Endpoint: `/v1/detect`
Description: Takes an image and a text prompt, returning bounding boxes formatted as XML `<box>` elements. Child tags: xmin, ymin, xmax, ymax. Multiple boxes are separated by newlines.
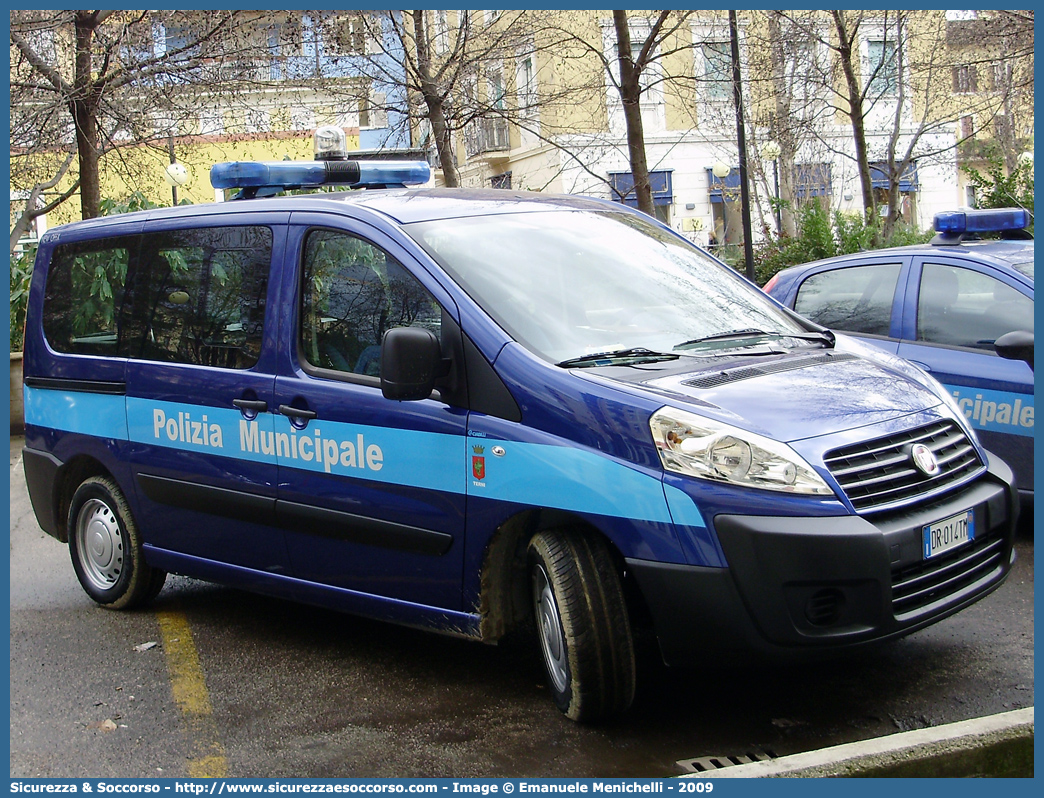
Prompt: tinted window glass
<box><xmin>300</xmin><ymin>229</ymin><xmax>441</xmax><ymax>377</ymax></box>
<box><xmin>126</xmin><ymin>227</ymin><xmax>271</xmax><ymax>368</ymax></box>
<box><xmin>794</xmin><ymin>263</ymin><xmax>901</xmax><ymax>336</ymax></box>
<box><xmin>917</xmin><ymin>262</ymin><xmax>1034</xmax><ymax>350</ymax></box>
<box><xmin>43</xmin><ymin>237</ymin><xmax>135</xmax><ymax>356</ymax></box>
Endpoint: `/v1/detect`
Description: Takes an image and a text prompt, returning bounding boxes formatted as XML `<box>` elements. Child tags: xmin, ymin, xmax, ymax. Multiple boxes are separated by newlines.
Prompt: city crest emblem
<box><xmin>472</xmin><ymin>445</ymin><xmax>486</xmax><ymax>481</ymax></box>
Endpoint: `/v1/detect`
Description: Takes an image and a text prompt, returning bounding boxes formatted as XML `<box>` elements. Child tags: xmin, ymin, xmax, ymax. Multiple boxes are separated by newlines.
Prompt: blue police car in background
<box><xmin>765</xmin><ymin>209</ymin><xmax>1034</xmax><ymax>505</ymax></box>
<box><xmin>21</xmin><ymin>131</ymin><xmax>1020</xmax><ymax>721</ymax></box>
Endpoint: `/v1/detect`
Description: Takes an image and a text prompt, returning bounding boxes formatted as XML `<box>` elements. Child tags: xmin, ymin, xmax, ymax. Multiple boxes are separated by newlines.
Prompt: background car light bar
<box><xmin>933</xmin><ymin>208</ymin><xmax>1031</xmax><ymax>234</ymax></box>
<box><xmin>210</xmin><ymin>160</ymin><xmax>432</xmax><ymax>190</ymax></box>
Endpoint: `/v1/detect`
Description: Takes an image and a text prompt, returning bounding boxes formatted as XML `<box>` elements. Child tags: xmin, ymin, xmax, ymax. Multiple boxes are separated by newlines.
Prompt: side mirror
<box><xmin>994</xmin><ymin>330</ymin><xmax>1034</xmax><ymax>371</ymax></box>
<box><xmin>380</xmin><ymin>327</ymin><xmax>443</xmax><ymax>401</ymax></box>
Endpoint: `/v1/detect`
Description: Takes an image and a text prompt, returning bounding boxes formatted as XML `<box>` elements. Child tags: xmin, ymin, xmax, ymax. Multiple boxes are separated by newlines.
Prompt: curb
<box><xmin>679</xmin><ymin>707</ymin><xmax>1034</xmax><ymax>778</ymax></box>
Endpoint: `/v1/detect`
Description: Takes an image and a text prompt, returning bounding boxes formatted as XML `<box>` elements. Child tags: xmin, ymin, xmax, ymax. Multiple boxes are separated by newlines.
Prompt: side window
<box><xmin>127</xmin><ymin>226</ymin><xmax>271</xmax><ymax>368</ymax></box>
<box><xmin>300</xmin><ymin>229</ymin><xmax>442</xmax><ymax>378</ymax></box>
<box><xmin>794</xmin><ymin>263</ymin><xmax>901</xmax><ymax>336</ymax></box>
<box><xmin>43</xmin><ymin>237</ymin><xmax>135</xmax><ymax>356</ymax></box>
<box><xmin>917</xmin><ymin>262</ymin><xmax>1034</xmax><ymax>351</ymax></box>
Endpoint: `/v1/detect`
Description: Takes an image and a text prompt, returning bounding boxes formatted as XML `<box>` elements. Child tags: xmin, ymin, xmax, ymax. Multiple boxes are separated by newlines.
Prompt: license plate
<box><xmin>922</xmin><ymin>510</ymin><xmax>975</xmax><ymax>559</ymax></box>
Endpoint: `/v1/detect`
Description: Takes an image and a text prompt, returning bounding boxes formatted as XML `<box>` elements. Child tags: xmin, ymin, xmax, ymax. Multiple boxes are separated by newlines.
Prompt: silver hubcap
<box><xmin>533</xmin><ymin>564</ymin><xmax>570</xmax><ymax>694</ymax></box>
<box><xmin>75</xmin><ymin>498</ymin><xmax>124</xmax><ymax>591</ymax></box>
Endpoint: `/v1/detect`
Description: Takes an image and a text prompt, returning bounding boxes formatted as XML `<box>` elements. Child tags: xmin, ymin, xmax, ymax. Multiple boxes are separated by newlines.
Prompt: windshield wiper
<box><xmin>556</xmin><ymin>347</ymin><xmax>680</xmax><ymax>368</ymax></box>
<box><xmin>674</xmin><ymin>328</ymin><xmax>771</xmax><ymax>348</ymax></box>
<box><xmin>674</xmin><ymin>328</ymin><xmax>835</xmax><ymax>350</ymax></box>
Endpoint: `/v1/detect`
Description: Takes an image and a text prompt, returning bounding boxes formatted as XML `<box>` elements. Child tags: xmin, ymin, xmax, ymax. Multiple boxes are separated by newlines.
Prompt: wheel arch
<box><xmin>53</xmin><ymin>455</ymin><xmax>119</xmax><ymax>543</ymax></box>
<box><xmin>475</xmin><ymin>508</ymin><xmax>652</xmax><ymax>643</ymax></box>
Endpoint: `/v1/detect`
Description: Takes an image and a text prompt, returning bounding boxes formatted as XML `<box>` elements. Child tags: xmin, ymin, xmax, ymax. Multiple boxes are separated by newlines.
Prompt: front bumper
<box><xmin>628</xmin><ymin>453</ymin><xmax>1018</xmax><ymax>666</ymax></box>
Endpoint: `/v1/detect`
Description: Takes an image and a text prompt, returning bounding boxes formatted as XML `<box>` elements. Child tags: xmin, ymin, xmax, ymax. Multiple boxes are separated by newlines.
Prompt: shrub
<box><xmin>10</xmin><ymin>247</ymin><xmax>35</xmax><ymax>352</ymax></box>
<box><xmin>963</xmin><ymin>157</ymin><xmax>1034</xmax><ymax>236</ymax></box>
<box><xmin>99</xmin><ymin>191</ymin><xmax>166</xmax><ymax>216</ymax></box>
<box><xmin>751</xmin><ymin>199</ymin><xmax>931</xmax><ymax>286</ymax></box>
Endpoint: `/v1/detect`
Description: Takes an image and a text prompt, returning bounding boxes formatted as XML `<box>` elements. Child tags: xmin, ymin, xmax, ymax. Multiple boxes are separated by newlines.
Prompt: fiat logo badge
<box><xmin>910</xmin><ymin>443</ymin><xmax>940</xmax><ymax>477</ymax></box>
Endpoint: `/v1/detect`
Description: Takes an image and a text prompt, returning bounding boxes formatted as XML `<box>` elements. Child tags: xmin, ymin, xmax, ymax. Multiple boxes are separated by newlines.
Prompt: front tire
<box><xmin>528</xmin><ymin>529</ymin><xmax>636</xmax><ymax>722</ymax></box>
<box><xmin>68</xmin><ymin>476</ymin><xmax>166</xmax><ymax>609</ymax></box>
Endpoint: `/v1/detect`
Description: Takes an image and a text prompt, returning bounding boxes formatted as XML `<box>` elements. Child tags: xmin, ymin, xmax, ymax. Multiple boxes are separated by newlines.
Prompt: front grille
<box><xmin>891</xmin><ymin>527</ymin><xmax>1005</xmax><ymax>616</ymax></box>
<box><xmin>823</xmin><ymin>420</ymin><xmax>983</xmax><ymax>514</ymax></box>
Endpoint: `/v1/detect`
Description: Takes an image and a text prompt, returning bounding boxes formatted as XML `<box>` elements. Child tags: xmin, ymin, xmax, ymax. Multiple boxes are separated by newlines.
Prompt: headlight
<box><xmin>649</xmin><ymin>407</ymin><xmax>834</xmax><ymax>495</ymax></box>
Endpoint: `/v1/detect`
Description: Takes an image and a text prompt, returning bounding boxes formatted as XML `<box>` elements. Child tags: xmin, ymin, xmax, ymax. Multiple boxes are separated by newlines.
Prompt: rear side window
<box><xmin>917</xmin><ymin>262</ymin><xmax>1034</xmax><ymax>350</ymax></box>
<box><xmin>43</xmin><ymin>237</ymin><xmax>135</xmax><ymax>356</ymax></box>
<box><xmin>300</xmin><ymin>229</ymin><xmax>442</xmax><ymax>378</ymax></box>
<box><xmin>42</xmin><ymin>226</ymin><xmax>272</xmax><ymax>369</ymax></box>
<box><xmin>794</xmin><ymin>263</ymin><xmax>902</xmax><ymax>337</ymax></box>
<box><xmin>126</xmin><ymin>227</ymin><xmax>272</xmax><ymax>368</ymax></box>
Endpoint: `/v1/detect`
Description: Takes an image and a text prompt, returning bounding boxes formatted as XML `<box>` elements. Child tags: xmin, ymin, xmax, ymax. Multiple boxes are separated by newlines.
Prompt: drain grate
<box><xmin>677</xmin><ymin>749</ymin><xmax>777</xmax><ymax>773</ymax></box>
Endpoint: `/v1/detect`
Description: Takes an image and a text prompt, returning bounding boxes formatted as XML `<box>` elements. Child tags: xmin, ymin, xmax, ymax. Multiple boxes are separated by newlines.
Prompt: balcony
<box><xmin>465</xmin><ymin>118</ymin><xmax>510</xmax><ymax>160</ymax></box>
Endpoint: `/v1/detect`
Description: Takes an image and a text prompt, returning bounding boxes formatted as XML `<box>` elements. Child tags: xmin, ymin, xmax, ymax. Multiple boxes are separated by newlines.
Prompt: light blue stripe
<box><xmin>24</xmin><ymin>387</ymin><xmax>128</xmax><ymax>440</ymax></box>
<box><xmin>946</xmin><ymin>384</ymin><xmax>1034</xmax><ymax>438</ymax></box>
<box><xmin>663</xmin><ymin>484</ymin><xmax>708</xmax><ymax>530</ymax></box>
<box><xmin>468</xmin><ymin>439</ymin><xmax>672</xmax><ymax>524</ymax></box>
<box><xmin>30</xmin><ymin>391</ymin><xmax>674</xmax><ymax>524</ymax></box>
<box><xmin>127</xmin><ymin>397</ymin><xmax>466</xmax><ymax>495</ymax></box>
<box><xmin>127</xmin><ymin>397</ymin><xmax>257</xmax><ymax>457</ymax></box>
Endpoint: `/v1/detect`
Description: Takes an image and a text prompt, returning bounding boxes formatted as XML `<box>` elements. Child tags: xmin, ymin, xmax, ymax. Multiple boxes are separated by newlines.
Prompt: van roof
<box><xmin>41</xmin><ymin>188</ymin><xmax>626</xmax><ymax>240</ymax></box>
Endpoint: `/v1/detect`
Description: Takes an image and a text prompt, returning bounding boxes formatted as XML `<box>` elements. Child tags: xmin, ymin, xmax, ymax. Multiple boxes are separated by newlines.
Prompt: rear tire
<box><xmin>68</xmin><ymin>476</ymin><xmax>166</xmax><ymax>609</ymax></box>
<box><xmin>528</xmin><ymin>529</ymin><xmax>636</xmax><ymax>722</ymax></box>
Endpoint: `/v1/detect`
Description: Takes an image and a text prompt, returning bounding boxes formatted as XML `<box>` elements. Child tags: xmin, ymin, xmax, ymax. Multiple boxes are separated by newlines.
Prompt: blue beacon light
<box><xmin>210</xmin><ymin>160</ymin><xmax>431</xmax><ymax>191</ymax></box>
<box><xmin>211</xmin><ymin>125</ymin><xmax>431</xmax><ymax>195</ymax></box>
<box><xmin>931</xmin><ymin>207</ymin><xmax>1032</xmax><ymax>245</ymax></box>
<box><xmin>934</xmin><ymin>208</ymin><xmax>1030</xmax><ymax>234</ymax></box>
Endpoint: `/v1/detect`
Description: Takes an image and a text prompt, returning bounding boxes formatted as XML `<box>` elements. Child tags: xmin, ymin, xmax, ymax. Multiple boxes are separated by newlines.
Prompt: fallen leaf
<box><xmin>88</xmin><ymin>719</ymin><xmax>118</xmax><ymax>732</ymax></box>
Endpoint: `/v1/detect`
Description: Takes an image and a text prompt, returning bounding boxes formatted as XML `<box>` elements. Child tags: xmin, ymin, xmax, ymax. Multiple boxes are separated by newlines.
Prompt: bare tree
<box><xmin>356</xmin><ymin>10</ymin><xmax>700</xmax><ymax>202</ymax></box>
<box><xmin>739</xmin><ymin>11</ymin><xmax>838</xmax><ymax>238</ymax></box>
<box><xmin>773</xmin><ymin>10</ymin><xmax>1033</xmax><ymax>238</ymax></box>
<box><xmin>10</xmin><ymin>10</ymin><xmax>263</xmax><ymax>220</ymax></box>
<box><xmin>611</xmin><ymin>11</ymin><xmax>667</xmax><ymax>215</ymax></box>
<box><xmin>347</xmin><ymin>11</ymin><xmax>555</xmax><ymax>188</ymax></box>
<box><xmin>830</xmin><ymin>10</ymin><xmax>881</xmax><ymax>224</ymax></box>
<box><xmin>9</xmin><ymin>155</ymin><xmax>79</xmax><ymax>257</ymax></box>
<box><xmin>11</xmin><ymin>9</ymin><xmax>421</xmax><ymax>247</ymax></box>
<box><xmin>573</xmin><ymin>11</ymin><xmax>695</xmax><ymax>215</ymax></box>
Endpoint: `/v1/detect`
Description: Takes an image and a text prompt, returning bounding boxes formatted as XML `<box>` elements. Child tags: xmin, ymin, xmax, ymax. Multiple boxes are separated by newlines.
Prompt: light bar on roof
<box><xmin>933</xmin><ymin>208</ymin><xmax>1031</xmax><ymax>234</ymax></box>
<box><xmin>210</xmin><ymin>160</ymin><xmax>432</xmax><ymax>191</ymax></box>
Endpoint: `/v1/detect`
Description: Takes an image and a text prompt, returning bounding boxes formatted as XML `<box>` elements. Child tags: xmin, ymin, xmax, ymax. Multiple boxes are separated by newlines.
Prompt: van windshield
<box><xmin>407</xmin><ymin>209</ymin><xmax>810</xmax><ymax>364</ymax></box>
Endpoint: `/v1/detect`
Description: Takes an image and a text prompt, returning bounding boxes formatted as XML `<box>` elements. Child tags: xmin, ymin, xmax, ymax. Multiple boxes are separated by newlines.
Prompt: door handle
<box><xmin>233</xmin><ymin>398</ymin><xmax>269</xmax><ymax>412</ymax></box>
<box><xmin>278</xmin><ymin>405</ymin><xmax>318</xmax><ymax>421</ymax></box>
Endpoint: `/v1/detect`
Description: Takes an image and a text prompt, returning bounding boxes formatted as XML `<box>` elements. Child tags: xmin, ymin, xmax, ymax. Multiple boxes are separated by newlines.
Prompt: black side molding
<box><xmin>275</xmin><ymin>499</ymin><xmax>454</xmax><ymax>556</ymax></box>
<box><xmin>136</xmin><ymin>473</ymin><xmax>453</xmax><ymax>557</ymax></box>
<box><xmin>24</xmin><ymin>376</ymin><xmax>126</xmax><ymax>395</ymax></box>
<box><xmin>137</xmin><ymin>474</ymin><xmax>277</xmax><ymax>528</ymax></box>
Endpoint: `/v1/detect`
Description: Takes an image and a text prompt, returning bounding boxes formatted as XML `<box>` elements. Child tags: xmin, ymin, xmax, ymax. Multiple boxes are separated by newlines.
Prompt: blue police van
<box><xmin>764</xmin><ymin>209</ymin><xmax>1034</xmax><ymax>506</ymax></box>
<box><xmin>22</xmin><ymin>131</ymin><xmax>1019</xmax><ymax>721</ymax></box>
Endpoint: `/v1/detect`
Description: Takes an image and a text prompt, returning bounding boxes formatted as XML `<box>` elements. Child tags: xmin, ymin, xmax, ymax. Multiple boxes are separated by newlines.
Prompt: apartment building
<box><xmin>10</xmin><ymin>10</ymin><xmax>410</xmax><ymax>230</ymax></box>
<box><xmin>444</xmin><ymin>10</ymin><xmax>1032</xmax><ymax>245</ymax></box>
<box><xmin>12</xmin><ymin>10</ymin><xmax>1032</xmax><ymax>244</ymax></box>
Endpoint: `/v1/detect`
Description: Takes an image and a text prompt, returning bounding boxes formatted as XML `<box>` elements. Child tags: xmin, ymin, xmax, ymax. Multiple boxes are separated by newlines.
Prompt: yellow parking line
<box><xmin>156</xmin><ymin>610</ymin><xmax>229</xmax><ymax>778</ymax></box>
